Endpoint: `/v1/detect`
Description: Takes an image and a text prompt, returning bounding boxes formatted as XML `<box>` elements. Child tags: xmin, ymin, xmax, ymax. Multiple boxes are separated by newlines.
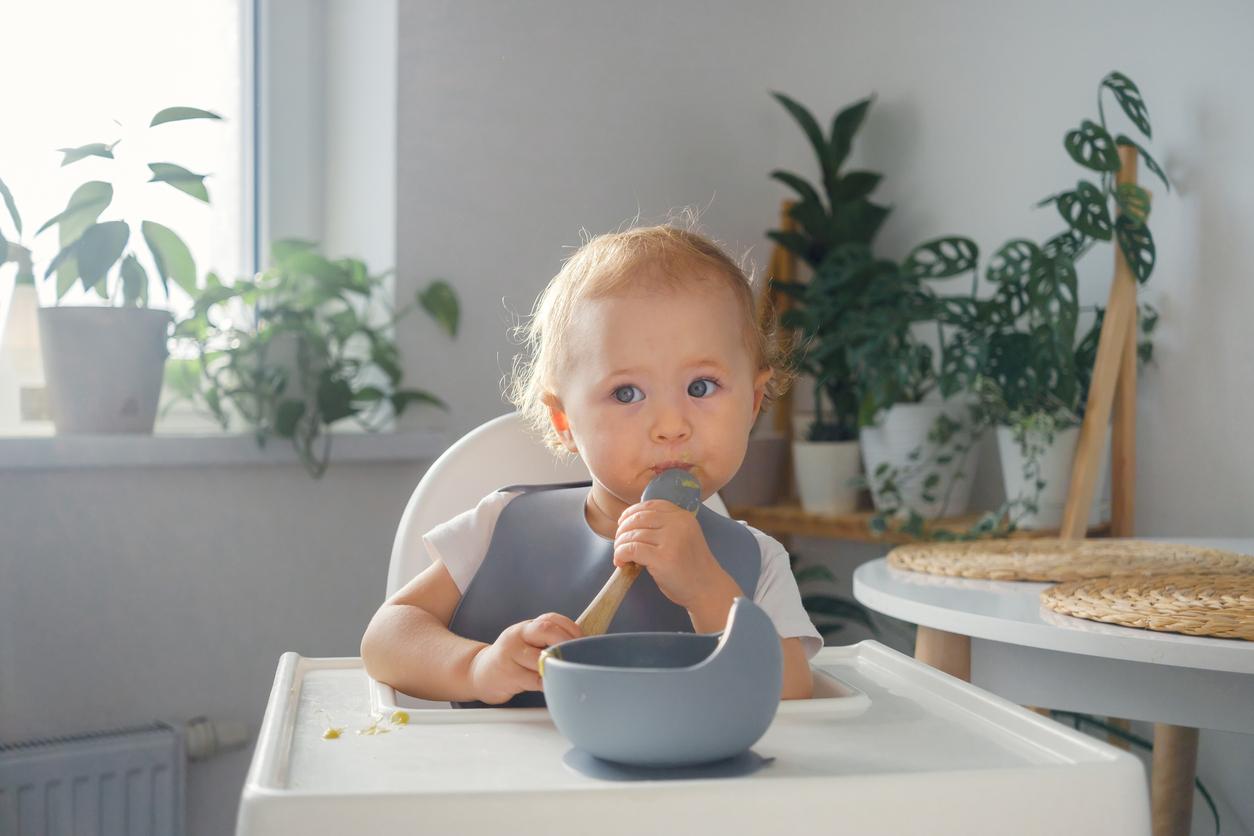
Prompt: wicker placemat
<box><xmin>1041</xmin><ymin>574</ymin><xmax>1254</xmax><ymax>641</ymax></box>
<box><xmin>887</xmin><ymin>539</ymin><xmax>1254</xmax><ymax>582</ymax></box>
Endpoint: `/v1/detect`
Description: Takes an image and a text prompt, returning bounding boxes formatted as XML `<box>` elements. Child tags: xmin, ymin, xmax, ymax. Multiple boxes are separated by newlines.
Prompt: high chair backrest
<box><xmin>386</xmin><ymin>411</ymin><xmax>729</xmax><ymax>597</ymax></box>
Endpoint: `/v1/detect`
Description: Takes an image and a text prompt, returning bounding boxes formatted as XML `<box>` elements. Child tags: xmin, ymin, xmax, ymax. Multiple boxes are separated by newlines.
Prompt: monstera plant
<box><xmin>865</xmin><ymin>71</ymin><xmax>1167</xmax><ymax>535</ymax></box>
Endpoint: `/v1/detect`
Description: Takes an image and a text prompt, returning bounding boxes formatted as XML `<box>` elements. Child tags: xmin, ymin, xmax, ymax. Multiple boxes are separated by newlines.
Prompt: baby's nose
<box><xmin>649</xmin><ymin>406</ymin><xmax>691</xmax><ymax>443</ymax></box>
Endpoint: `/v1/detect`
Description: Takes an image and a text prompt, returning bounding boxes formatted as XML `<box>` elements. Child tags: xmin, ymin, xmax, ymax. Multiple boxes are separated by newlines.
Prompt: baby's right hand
<box><xmin>468</xmin><ymin>612</ymin><xmax>581</xmax><ymax>704</ymax></box>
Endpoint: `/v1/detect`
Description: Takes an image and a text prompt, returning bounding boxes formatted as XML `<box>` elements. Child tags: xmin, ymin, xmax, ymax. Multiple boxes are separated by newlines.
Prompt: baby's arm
<box><xmin>360</xmin><ymin>561</ymin><xmax>580</xmax><ymax>703</ymax></box>
<box><xmin>780</xmin><ymin>638</ymin><xmax>813</xmax><ymax>700</ymax></box>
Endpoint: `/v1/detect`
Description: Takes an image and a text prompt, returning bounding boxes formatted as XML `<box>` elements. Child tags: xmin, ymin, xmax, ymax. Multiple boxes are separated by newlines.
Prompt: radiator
<box><xmin>0</xmin><ymin>722</ymin><xmax>184</xmax><ymax>836</ymax></box>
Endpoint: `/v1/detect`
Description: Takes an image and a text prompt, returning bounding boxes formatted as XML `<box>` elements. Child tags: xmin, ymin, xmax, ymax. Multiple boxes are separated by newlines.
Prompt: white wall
<box><xmin>395</xmin><ymin>2</ymin><xmax>1254</xmax><ymax>833</ymax></box>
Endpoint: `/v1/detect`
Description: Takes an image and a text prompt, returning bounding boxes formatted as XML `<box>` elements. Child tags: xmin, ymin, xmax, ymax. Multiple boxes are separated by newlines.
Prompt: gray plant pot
<box><xmin>38</xmin><ymin>307</ymin><xmax>171</xmax><ymax>434</ymax></box>
<box><xmin>540</xmin><ymin>598</ymin><xmax>782</xmax><ymax>767</ymax></box>
<box><xmin>719</xmin><ymin>433</ymin><xmax>788</xmax><ymax>508</ymax></box>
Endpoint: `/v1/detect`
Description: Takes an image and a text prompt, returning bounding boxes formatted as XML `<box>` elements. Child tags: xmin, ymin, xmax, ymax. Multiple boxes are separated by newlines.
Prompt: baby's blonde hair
<box><xmin>507</xmin><ymin>218</ymin><xmax>792</xmax><ymax>452</ymax></box>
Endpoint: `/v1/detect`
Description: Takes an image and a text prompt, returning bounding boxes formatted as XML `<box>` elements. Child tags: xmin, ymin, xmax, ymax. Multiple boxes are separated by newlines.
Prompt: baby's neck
<box><xmin>583</xmin><ymin>485</ymin><xmax>626</xmax><ymax>541</ymax></box>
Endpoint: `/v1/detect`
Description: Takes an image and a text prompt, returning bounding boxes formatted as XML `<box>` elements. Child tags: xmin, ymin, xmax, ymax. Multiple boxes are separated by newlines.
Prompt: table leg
<box><xmin>914</xmin><ymin>626</ymin><xmax>970</xmax><ymax>682</ymax></box>
<box><xmin>1107</xmin><ymin>717</ymin><xmax>1132</xmax><ymax>752</ymax></box>
<box><xmin>1151</xmin><ymin>724</ymin><xmax>1199</xmax><ymax>836</ymax></box>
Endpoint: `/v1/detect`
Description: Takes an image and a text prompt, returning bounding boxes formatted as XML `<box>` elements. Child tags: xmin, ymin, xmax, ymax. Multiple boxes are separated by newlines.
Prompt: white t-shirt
<box><xmin>424</xmin><ymin>490</ymin><xmax>824</xmax><ymax>660</ymax></box>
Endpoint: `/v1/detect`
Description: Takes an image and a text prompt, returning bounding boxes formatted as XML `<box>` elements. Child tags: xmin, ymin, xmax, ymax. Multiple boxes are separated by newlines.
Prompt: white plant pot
<box><xmin>38</xmin><ymin>307</ymin><xmax>171</xmax><ymax>434</ymax></box>
<box><xmin>792</xmin><ymin>439</ymin><xmax>862</xmax><ymax>515</ymax></box>
<box><xmin>860</xmin><ymin>401</ymin><xmax>982</xmax><ymax>518</ymax></box>
<box><xmin>997</xmin><ymin>424</ymin><xmax>1110</xmax><ymax>530</ymax></box>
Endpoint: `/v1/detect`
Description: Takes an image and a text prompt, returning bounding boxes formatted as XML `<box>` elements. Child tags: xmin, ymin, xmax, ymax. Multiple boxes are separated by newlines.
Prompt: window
<box><xmin>1</xmin><ymin>0</ymin><xmax>252</xmax><ymax>317</ymax></box>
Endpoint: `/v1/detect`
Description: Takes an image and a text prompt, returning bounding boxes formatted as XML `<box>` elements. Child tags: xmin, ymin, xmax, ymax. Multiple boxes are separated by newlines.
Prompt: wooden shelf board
<box><xmin>727</xmin><ymin>503</ymin><xmax>1112</xmax><ymax>545</ymax></box>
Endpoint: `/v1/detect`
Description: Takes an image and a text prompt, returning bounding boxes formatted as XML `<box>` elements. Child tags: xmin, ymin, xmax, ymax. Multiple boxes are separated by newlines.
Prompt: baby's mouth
<box><xmin>650</xmin><ymin>460</ymin><xmax>694</xmax><ymax>474</ymax></box>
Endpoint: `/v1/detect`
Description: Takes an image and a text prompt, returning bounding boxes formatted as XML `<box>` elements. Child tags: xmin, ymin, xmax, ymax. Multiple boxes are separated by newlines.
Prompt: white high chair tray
<box><xmin>367</xmin><ymin>658</ymin><xmax>871</xmax><ymax>719</ymax></box>
<box><xmin>237</xmin><ymin>642</ymin><xmax>1149</xmax><ymax>836</ymax></box>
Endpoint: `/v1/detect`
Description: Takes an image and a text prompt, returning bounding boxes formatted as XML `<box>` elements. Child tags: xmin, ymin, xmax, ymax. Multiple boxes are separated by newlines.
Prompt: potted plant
<box><xmin>166</xmin><ymin>239</ymin><xmax>458</xmax><ymax>478</ymax></box>
<box><xmin>6</xmin><ymin>106</ymin><xmax>222</xmax><ymax>433</ymax></box>
<box><xmin>845</xmin><ymin>243</ymin><xmax>984</xmax><ymax>519</ymax></box>
<box><xmin>946</xmin><ymin>71</ymin><xmax>1168</xmax><ymax>529</ymax></box>
<box><xmin>768</xmin><ymin>92</ymin><xmax>890</xmax><ymax>514</ymax></box>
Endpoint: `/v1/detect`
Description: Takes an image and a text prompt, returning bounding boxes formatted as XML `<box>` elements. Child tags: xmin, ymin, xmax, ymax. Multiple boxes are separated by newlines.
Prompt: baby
<box><xmin>361</xmin><ymin>222</ymin><xmax>821</xmax><ymax>706</ymax></box>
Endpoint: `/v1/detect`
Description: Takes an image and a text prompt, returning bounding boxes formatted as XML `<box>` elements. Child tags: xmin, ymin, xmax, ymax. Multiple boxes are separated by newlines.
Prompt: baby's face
<box><xmin>547</xmin><ymin>276</ymin><xmax>770</xmax><ymax>514</ymax></box>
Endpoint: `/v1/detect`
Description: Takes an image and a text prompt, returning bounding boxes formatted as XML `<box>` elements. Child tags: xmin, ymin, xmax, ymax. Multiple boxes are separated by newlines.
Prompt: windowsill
<box><xmin>0</xmin><ymin>429</ymin><xmax>447</xmax><ymax>471</ymax></box>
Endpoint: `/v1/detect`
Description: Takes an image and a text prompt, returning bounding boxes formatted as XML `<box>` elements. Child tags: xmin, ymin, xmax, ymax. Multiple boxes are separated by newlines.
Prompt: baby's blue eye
<box><xmin>688</xmin><ymin>378</ymin><xmax>718</xmax><ymax>398</ymax></box>
<box><xmin>613</xmin><ymin>385</ymin><xmax>644</xmax><ymax>404</ymax></box>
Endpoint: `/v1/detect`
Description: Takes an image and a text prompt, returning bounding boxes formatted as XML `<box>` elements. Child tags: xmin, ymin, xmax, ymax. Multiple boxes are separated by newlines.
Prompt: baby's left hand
<box><xmin>613</xmin><ymin>500</ymin><xmax>731</xmax><ymax>610</ymax></box>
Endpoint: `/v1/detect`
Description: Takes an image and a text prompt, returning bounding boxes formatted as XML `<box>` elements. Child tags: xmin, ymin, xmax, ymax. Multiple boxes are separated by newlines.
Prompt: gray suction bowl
<box><xmin>541</xmin><ymin>598</ymin><xmax>783</xmax><ymax>767</ymax></box>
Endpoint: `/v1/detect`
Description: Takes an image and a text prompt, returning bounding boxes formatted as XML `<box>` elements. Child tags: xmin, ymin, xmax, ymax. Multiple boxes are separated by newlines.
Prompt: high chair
<box><xmin>386</xmin><ymin>410</ymin><xmax>729</xmax><ymax>597</ymax></box>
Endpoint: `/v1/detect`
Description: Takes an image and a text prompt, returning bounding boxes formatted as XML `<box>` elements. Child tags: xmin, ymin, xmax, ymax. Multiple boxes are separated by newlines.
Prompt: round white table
<box><xmin>853</xmin><ymin>538</ymin><xmax>1254</xmax><ymax>836</ymax></box>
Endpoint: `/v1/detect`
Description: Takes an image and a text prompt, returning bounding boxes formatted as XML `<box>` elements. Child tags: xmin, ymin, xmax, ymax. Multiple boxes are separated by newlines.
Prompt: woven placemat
<box><xmin>887</xmin><ymin>538</ymin><xmax>1254</xmax><ymax>582</ymax></box>
<box><xmin>1041</xmin><ymin>573</ymin><xmax>1254</xmax><ymax>641</ymax></box>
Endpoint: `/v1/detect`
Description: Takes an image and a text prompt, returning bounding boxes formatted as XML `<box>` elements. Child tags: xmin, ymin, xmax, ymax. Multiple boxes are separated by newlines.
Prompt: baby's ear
<box><xmin>542</xmin><ymin>393</ymin><xmax>578</xmax><ymax>453</ymax></box>
<box><xmin>751</xmin><ymin>368</ymin><xmax>773</xmax><ymax>418</ymax></box>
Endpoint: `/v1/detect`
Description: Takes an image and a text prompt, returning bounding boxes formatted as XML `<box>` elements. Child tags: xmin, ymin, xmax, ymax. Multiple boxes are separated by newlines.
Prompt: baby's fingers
<box><xmin>521</xmin><ymin>612</ymin><xmax>582</xmax><ymax>648</ymax></box>
<box><xmin>613</xmin><ymin>538</ymin><xmax>657</xmax><ymax>570</ymax></box>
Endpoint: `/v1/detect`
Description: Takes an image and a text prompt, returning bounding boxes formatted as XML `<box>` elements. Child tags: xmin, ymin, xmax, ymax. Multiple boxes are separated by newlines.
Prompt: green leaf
<box><xmin>1116</xmin><ymin>214</ymin><xmax>1156</xmax><ymax>283</ymax></box>
<box><xmin>275</xmin><ymin>399</ymin><xmax>305</xmax><ymax>438</ymax></box>
<box><xmin>829</xmin><ymin>96</ymin><xmax>873</xmax><ymax>171</ymax></box>
<box><xmin>270</xmin><ymin>238</ymin><xmax>318</xmax><ymax>270</ymax></box>
<box><xmin>1064</xmin><ymin>119</ymin><xmax>1121</xmax><ymax>173</ymax></box>
<box><xmin>44</xmin><ymin>238</ymin><xmax>80</xmax><ymax>281</ymax></box>
<box><xmin>148</xmin><ymin>162</ymin><xmax>210</xmax><ymax>203</ymax></box>
<box><xmin>1114</xmin><ymin>136</ymin><xmax>1170</xmax><ymax>192</ymax></box>
<box><xmin>0</xmin><ymin>177</ymin><xmax>20</xmax><ymax>236</ymax></box>
<box><xmin>119</xmin><ymin>253</ymin><xmax>149</xmax><ymax>305</ymax></box>
<box><xmin>770</xmin><ymin>170</ymin><xmax>824</xmax><ymax>208</ymax></box>
<box><xmin>150</xmin><ymin>106</ymin><xmax>223</xmax><ymax>127</ymax></box>
<box><xmin>163</xmin><ymin>357</ymin><xmax>202</xmax><ymax>403</ymax></box>
<box><xmin>834</xmin><ymin>170</ymin><xmax>881</xmax><ymax>202</ymax></box>
<box><xmin>986</xmin><ymin>239</ymin><xmax>1041</xmax><ymax>284</ymax></box>
<box><xmin>142</xmin><ymin>220</ymin><xmax>197</xmax><ymax>296</ymax></box>
<box><xmin>1042</xmin><ymin>229</ymin><xmax>1087</xmax><ymax>262</ymax></box>
<box><xmin>36</xmin><ymin>180</ymin><xmax>113</xmax><ymax>236</ymax></box>
<box><xmin>766</xmin><ymin>230</ymin><xmax>820</xmax><ymax>268</ymax></box>
<box><xmin>801</xmin><ymin>595</ymin><xmax>876</xmax><ymax>631</ymax></box>
<box><xmin>57</xmin><ymin>141</ymin><xmax>118</xmax><ymax>167</ymax></box>
<box><xmin>419</xmin><ymin>280</ymin><xmax>460</xmax><ymax>337</ymax></box>
<box><xmin>391</xmin><ymin>389</ymin><xmax>446</xmax><ymax>415</ymax></box>
<box><xmin>286</xmin><ymin>250</ymin><xmax>351</xmax><ymax>287</ymax></box>
<box><xmin>353</xmin><ymin>386</ymin><xmax>386</xmax><ymax>402</ymax></box>
<box><xmin>326</xmin><ymin>309</ymin><xmax>360</xmax><ymax>342</ymax></box>
<box><xmin>771</xmin><ymin>92</ymin><xmax>829</xmax><ymax>178</ymax></box>
<box><xmin>1101</xmin><ymin>72</ymin><xmax>1151</xmax><ymax>138</ymax></box>
<box><xmin>73</xmin><ymin>221</ymin><xmax>130</xmax><ymax>292</ymax></box>
<box><xmin>317</xmin><ymin>371</ymin><xmax>356</xmax><ymax>424</ymax></box>
<box><xmin>904</xmin><ymin>236</ymin><xmax>978</xmax><ymax>279</ymax></box>
<box><xmin>1055</xmin><ymin>180</ymin><xmax>1113</xmax><ymax>241</ymax></box>
<box><xmin>371</xmin><ymin>340</ymin><xmax>403</xmax><ymax>384</ymax></box>
<box><xmin>793</xmin><ymin>564</ymin><xmax>835</xmax><ymax>585</ymax></box>
<box><xmin>1114</xmin><ymin>183</ymin><xmax>1151</xmax><ymax>224</ymax></box>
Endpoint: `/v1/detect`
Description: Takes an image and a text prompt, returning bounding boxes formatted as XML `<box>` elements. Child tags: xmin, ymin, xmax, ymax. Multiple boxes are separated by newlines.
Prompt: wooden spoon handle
<box><xmin>575</xmin><ymin>563</ymin><xmax>642</xmax><ymax>636</ymax></box>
